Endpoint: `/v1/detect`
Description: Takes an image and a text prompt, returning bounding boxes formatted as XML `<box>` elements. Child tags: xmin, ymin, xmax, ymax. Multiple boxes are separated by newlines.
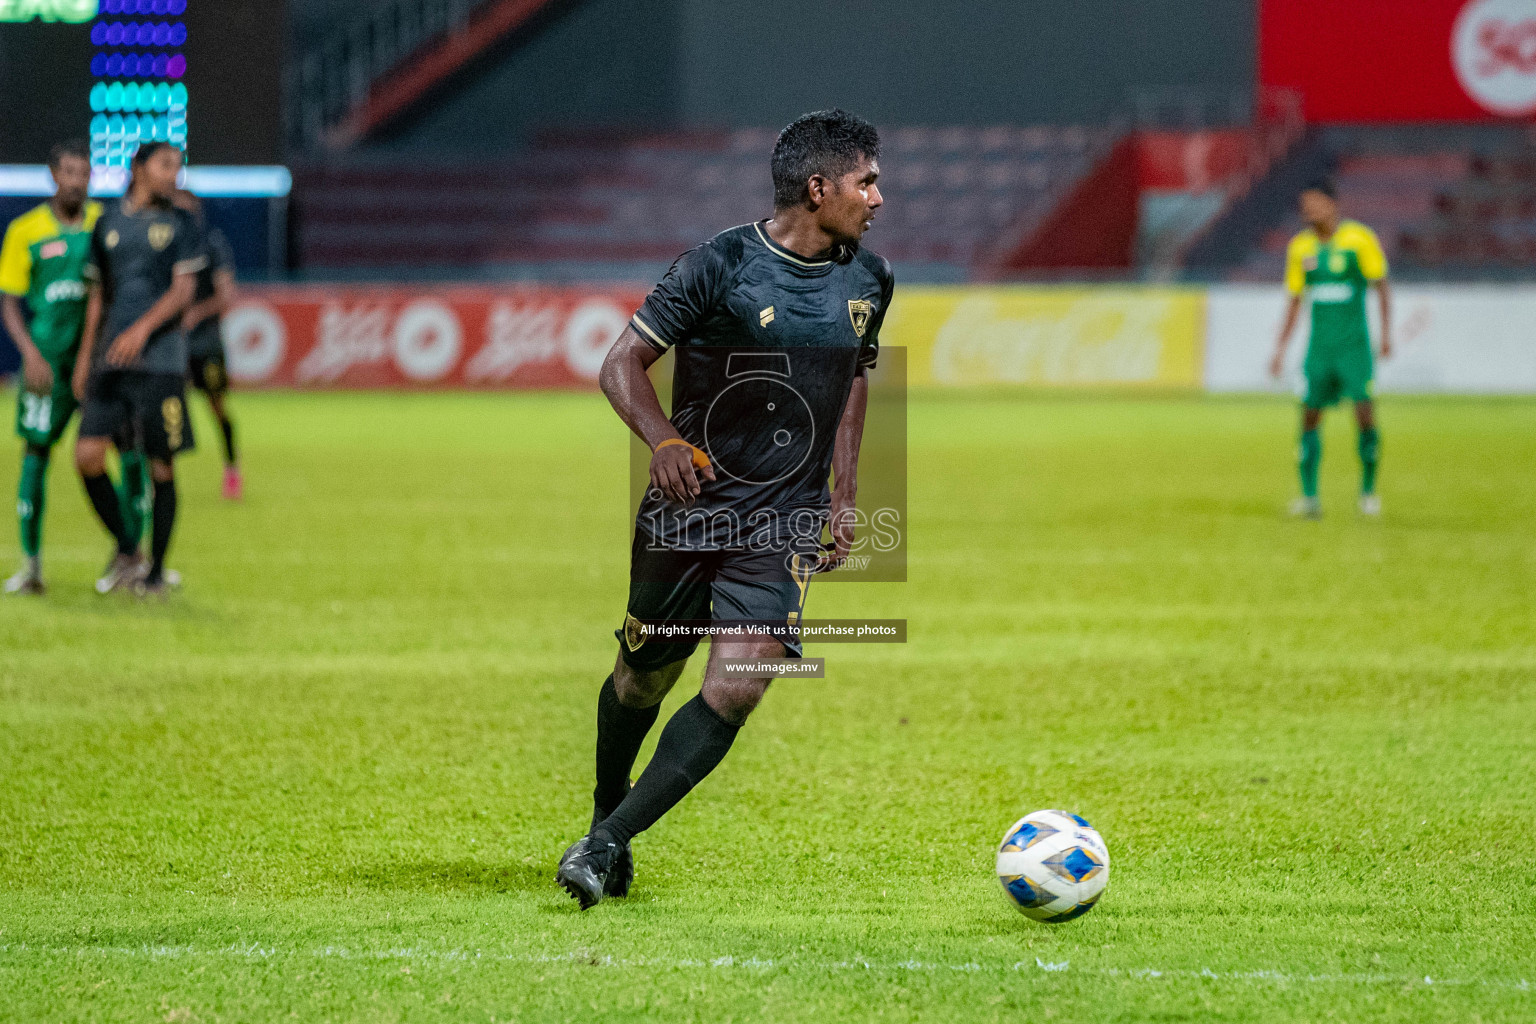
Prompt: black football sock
<box><xmin>594</xmin><ymin>673</ymin><xmax>662</xmax><ymax>819</ymax></box>
<box><xmin>148</xmin><ymin>477</ymin><xmax>177</xmax><ymax>583</ymax></box>
<box><xmin>219</xmin><ymin>415</ymin><xmax>237</xmax><ymax>465</ymax></box>
<box><xmin>82</xmin><ymin>472</ymin><xmax>135</xmax><ymax>555</ymax></box>
<box><xmin>592</xmin><ymin>693</ymin><xmax>739</xmax><ymax>846</ymax></box>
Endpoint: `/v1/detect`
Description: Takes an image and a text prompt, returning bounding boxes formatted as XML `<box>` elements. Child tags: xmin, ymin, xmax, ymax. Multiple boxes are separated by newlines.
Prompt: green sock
<box><xmin>1298</xmin><ymin>428</ymin><xmax>1321</xmax><ymax>499</ymax></box>
<box><xmin>18</xmin><ymin>448</ymin><xmax>48</xmax><ymax>558</ymax></box>
<box><xmin>118</xmin><ymin>450</ymin><xmax>151</xmax><ymax>546</ymax></box>
<box><xmin>1358</xmin><ymin>426</ymin><xmax>1380</xmax><ymax>495</ymax></box>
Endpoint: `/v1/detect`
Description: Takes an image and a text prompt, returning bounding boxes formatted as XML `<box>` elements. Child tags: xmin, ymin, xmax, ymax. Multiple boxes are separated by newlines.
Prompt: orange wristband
<box><xmin>655</xmin><ymin>437</ymin><xmax>712</xmax><ymax>470</ymax></box>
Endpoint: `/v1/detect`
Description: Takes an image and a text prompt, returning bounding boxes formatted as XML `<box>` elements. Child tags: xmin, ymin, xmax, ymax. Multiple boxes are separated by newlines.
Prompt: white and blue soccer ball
<box><xmin>995</xmin><ymin>809</ymin><xmax>1109</xmax><ymax>922</ymax></box>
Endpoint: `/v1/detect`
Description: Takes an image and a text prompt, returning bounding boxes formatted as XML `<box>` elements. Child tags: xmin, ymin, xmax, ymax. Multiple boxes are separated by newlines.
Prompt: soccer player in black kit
<box><xmin>172</xmin><ymin>188</ymin><xmax>243</xmax><ymax>501</ymax></box>
<box><xmin>556</xmin><ymin>109</ymin><xmax>892</xmax><ymax>908</ymax></box>
<box><xmin>72</xmin><ymin>142</ymin><xmax>204</xmax><ymax>596</ymax></box>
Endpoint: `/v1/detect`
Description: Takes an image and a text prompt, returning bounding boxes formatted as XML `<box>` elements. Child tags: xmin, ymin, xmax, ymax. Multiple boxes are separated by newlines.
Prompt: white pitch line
<box><xmin>0</xmin><ymin>943</ymin><xmax>1530</xmax><ymax>992</ymax></box>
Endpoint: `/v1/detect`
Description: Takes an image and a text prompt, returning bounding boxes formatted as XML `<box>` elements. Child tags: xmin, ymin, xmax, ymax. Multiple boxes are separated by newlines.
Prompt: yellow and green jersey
<box><xmin>0</xmin><ymin>200</ymin><xmax>103</xmax><ymax>365</ymax></box>
<box><xmin>1284</xmin><ymin>219</ymin><xmax>1387</xmax><ymax>354</ymax></box>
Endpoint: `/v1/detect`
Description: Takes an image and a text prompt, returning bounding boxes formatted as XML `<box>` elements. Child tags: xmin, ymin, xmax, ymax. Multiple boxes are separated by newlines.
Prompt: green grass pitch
<box><xmin>2</xmin><ymin>389</ymin><xmax>1533</xmax><ymax>1022</ymax></box>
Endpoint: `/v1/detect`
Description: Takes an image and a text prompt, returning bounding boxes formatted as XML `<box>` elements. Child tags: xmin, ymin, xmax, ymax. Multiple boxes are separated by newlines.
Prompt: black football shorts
<box><xmin>615</xmin><ymin>528</ymin><xmax>817</xmax><ymax>671</ymax></box>
<box><xmin>188</xmin><ymin>349</ymin><xmax>229</xmax><ymax>396</ymax></box>
<box><xmin>79</xmin><ymin>370</ymin><xmax>195</xmax><ymax>461</ymax></box>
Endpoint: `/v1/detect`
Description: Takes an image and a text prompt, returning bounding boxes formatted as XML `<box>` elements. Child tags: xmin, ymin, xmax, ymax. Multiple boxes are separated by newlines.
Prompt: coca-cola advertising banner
<box><xmin>222</xmin><ymin>285</ymin><xmax>647</xmax><ymax>388</ymax></box>
<box><xmin>1261</xmin><ymin>0</ymin><xmax>1536</xmax><ymax>121</ymax></box>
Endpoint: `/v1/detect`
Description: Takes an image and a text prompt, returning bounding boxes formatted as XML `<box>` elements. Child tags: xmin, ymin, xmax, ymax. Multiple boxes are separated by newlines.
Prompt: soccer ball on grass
<box><xmin>995</xmin><ymin>809</ymin><xmax>1108</xmax><ymax>922</ymax></box>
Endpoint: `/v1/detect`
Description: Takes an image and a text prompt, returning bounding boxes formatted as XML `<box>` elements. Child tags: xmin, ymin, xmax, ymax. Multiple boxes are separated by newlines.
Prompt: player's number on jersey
<box><xmin>20</xmin><ymin>393</ymin><xmax>53</xmax><ymax>433</ymax></box>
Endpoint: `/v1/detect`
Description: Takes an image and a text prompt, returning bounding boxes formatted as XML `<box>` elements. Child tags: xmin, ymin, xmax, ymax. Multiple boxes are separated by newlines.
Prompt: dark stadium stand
<box><xmin>1399</xmin><ymin>151</ymin><xmax>1536</xmax><ymax>268</ymax></box>
<box><xmin>293</xmin><ymin>126</ymin><xmax>1116</xmax><ymax>277</ymax></box>
<box><xmin>291</xmin><ymin>0</ymin><xmax>563</xmax><ymax>151</ymax></box>
<box><xmin>1194</xmin><ymin>126</ymin><xmax>1536</xmax><ymax>281</ymax></box>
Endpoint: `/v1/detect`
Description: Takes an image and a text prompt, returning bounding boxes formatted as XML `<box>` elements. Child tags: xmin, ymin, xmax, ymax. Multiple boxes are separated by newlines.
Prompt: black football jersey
<box><xmin>85</xmin><ymin>198</ymin><xmax>205</xmax><ymax>375</ymax></box>
<box><xmin>188</xmin><ymin>225</ymin><xmax>235</xmax><ymax>358</ymax></box>
<box><xmin>631</xmin><ymin>221</ymin><xmax>894</xmax><ymax>548</ymax></box>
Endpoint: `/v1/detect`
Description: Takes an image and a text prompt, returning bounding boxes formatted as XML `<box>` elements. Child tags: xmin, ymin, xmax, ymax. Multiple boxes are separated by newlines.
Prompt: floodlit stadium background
<box><xmin>3</xmin><ymin>3</ymin><xmax>1536</xmax><ymax>1023</ymax></box>
<box><xmin>4</xmin><ymin>0</ymin><xmax>1535</xmax><ymax>390</ymax></box>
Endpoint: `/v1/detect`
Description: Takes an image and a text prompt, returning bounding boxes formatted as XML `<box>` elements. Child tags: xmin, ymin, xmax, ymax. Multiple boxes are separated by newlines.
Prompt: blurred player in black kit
<box><xmin>172</xmin><ymin>188</ymin><xmax>243</xmax><ymax>500</ymax></box>
<box><xmin>73</xmin><ymin>142</ymin><xmax>205</xmax><ymax>597</ymax></box>
<box><xmin>556</xmin><ymin>109</ymin><xmax>894</xmax><ymax>908</ymax></box>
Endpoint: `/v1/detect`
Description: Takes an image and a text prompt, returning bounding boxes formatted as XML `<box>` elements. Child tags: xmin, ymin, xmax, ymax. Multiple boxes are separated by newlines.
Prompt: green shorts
<box><xmin>1303</xmin><ymin>348</ymin><xmax>1373</xmax><ymax>409</ymax></box>
<box><xmin>14</xmin><ymin>365</ymin><xmax>79</xmax><ymax>448</ymax></box>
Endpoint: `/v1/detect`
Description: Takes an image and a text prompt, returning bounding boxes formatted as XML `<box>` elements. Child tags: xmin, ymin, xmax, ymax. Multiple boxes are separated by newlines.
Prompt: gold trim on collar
<box><xmin>754</xmin><ymin>221</ymin><xmax>832</xmax><ymax>267</ymax></box>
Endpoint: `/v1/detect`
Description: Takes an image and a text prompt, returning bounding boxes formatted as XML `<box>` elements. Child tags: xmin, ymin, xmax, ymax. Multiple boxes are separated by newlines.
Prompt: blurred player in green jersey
<box><xmin>0</xmin><ymin>141</ymin><xmax>150</xmax><ymax>594</ymax></box>
<box><xmin>1269</xmin><ymin>179</ymin><xmax>1392</xmax><ymax>518</ymax></box>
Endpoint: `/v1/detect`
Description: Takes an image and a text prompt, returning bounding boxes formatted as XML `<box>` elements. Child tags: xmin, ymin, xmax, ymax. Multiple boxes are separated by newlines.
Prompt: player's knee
<box><xmin>74</xmin><ymin>437</ymin><xmax>107</xmax><ymax>475</ymax></box>
<box><xmin>150</xmin><ymin>459</ymin><xmax>174</xmax><ymax>483</ymax></box>
<box><xmin>701</xmin><ymin>638</ymin><xmax>784</xmax><ymax>725</ymax></box>
<box><xmin>612</xmin><ymin>654</ymin><xmax>683</xmax><ymax>708</ymax></box>
<box><xmin>700</xmin><ymin>676</ymin><xmax>769</xmax><ymax>727</ymax></box>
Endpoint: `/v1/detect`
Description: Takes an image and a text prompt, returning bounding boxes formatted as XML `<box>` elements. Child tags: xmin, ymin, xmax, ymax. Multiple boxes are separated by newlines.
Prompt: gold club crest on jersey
<box><xmin>847</xmin><ymin>299</ymin><xmax>872</xmax><ymax>338</ymax></box>
<box><xmin>148</xmin><ymin>223</ymin><xmax>174</xmax><ymax>251</ymax></box>
<box><xmin>622</xmin><ymin>613</ymin><xmax>647</xmax><ymax>652</ymax></box>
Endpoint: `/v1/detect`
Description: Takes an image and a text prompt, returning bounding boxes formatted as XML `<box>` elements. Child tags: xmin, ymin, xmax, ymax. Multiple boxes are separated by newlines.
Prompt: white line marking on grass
<box><xmin>0</xmin><ymin>943</ymin><xmax>1530</xmax><ymax>992</ymax></box>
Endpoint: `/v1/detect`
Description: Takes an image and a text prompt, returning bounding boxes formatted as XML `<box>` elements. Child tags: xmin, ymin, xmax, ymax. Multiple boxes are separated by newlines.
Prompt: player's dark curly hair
<box><xmin>47</xmin><ymin>139</ymin><xmax>89</xmax><ymax>169</ymax></box>
<box><xmin>1302</xmin><ymin>177</ymin><xmax>1337</xmax><ymax>200</ymax></box>
<box><xmin>131</xmin><ymin>140</ymin><xmax>178</xmax><ymax>168</ymax></box>
<box><xmin>771</xmin><ymin>109</ymin><xmax>880</xmax><ymax>211</ymax></box>
<box><xmin>126</xmin><ymin>141</ymin><xmax>182</xmax><ymax>199</ymax></box>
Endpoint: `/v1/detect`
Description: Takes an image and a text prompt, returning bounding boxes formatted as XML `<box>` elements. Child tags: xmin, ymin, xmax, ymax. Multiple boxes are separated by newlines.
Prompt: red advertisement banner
<box><xmin>1261</xmin><ymin>0</ymin><xmax>1536</xmax><ymax>122</ymax></box>
<box><xmin>222</xmin><ymin>284</ymin><xmax>648</xmax><ymax>388</ymax></box>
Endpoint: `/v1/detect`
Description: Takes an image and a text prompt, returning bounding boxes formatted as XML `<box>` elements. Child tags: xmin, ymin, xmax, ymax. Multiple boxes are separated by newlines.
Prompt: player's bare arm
<box><xmin>823</xmin><ymin>370</ymin><xmax>869</xmax><ymax>571</ymax></box>
<box><xmin>598</xmin><ymin>325</ymin><xmax>716</xmax><ymax>505</ymax></box>
<box><xmin>183</xmin><ymin>266</ymin><xmax>235</xmax><ymax>332</ymax></box>
<box><xmin>1375</xmin><ymin>278</ymin><xmax>1392</xmax><ymax>359</ymax></box>
<box><xmin>1</xmin><ymin>293</ymin><xmax>51</xmax><ymax>394</ymax></box>
<box><xmin>1269</xmin><ymin>294</ymin><xmax>1303</xmax><ymax>378</ymax></box>
<box><xmin>105</xmin><ymin>271</ymin><xmax>196</xmax><ymax>367</ymax></box>
<box><xmin>72</xmin><ymin>282</ymin><xmax>103</xmax><ymax>401</ymax></box>
<box><xmin>72</xmin><ymin>282</ymin><xmax>110</xmax><ymax>474</ymax></box>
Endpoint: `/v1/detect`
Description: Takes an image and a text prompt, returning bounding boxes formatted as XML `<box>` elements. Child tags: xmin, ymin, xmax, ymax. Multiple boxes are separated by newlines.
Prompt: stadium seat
<box><xmin>1216</xmin><ymin>127</ymin><xmax>1536</xmax><ymax>277</ymax></box>
<box><xmin>292</xmin><ymin>126</ymin><xmax>1113</xmax><ymax>275</ymax></box>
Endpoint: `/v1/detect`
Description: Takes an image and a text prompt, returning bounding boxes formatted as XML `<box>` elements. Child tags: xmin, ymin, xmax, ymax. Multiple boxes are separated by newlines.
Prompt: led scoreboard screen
<box><xmin>0</xmin><ymin>0</ymin><xmax>284</xmax><ymax>167</ymax></box>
